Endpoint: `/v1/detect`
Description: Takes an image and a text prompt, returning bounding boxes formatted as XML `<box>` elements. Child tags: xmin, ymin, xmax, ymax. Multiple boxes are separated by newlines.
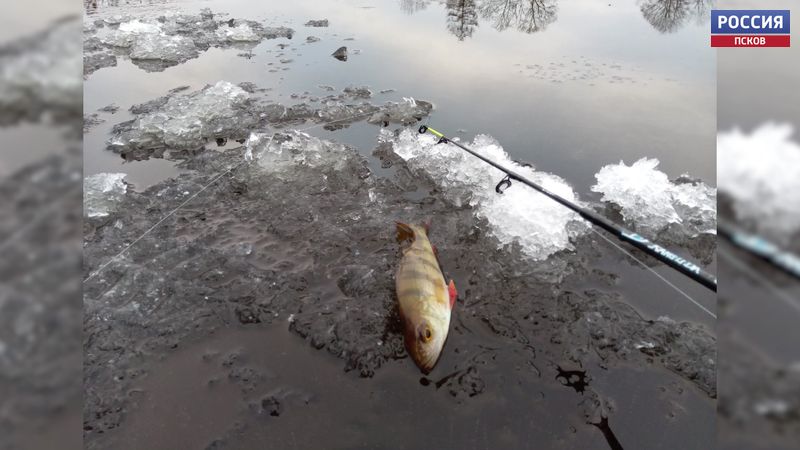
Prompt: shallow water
<box><xmin>111</xmin><ymin>324</ymin><xmax>714</xmax><ymax>450</ymax></box>
<box><xmin>83</xmin><ymin>0</ymin><xmax>715</xmax><ymax>193</ymax></box>
<box><xmin>82</xmin><ymin>0</ymin><xmax>717</xmax><ymax>448</ymax></box>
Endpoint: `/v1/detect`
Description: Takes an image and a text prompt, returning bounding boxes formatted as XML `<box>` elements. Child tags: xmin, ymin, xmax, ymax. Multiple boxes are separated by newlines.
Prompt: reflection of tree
<box><xmin>477</xmin><ymin>0</ymin><xmax>558</xmax><ymax>34</ymax></box>
<box><xmin>639</xmin><ymin>0</ymin><xmax>712</xmax><ymax>33</ymax></box>
<box><xmin>400</xmin><ymin>0</ymin><xmax>431</xmax><ymax>14</ymax></box>
<box><xmin>446</xmin><ymin>0</ymin><xmax>479</xmax><ymax>40</ymax></box>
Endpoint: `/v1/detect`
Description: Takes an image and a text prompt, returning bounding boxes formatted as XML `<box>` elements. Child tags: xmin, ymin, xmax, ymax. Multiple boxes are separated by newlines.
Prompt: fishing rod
<box><xmin>418</xmin><ymin>125</ymin><xmax>717</xmax><ymax>292</ymax></box>
<box><xmin>718</xmin><ymin>221</ymin><xmax>800</xmax><ymax>281</ymax></box>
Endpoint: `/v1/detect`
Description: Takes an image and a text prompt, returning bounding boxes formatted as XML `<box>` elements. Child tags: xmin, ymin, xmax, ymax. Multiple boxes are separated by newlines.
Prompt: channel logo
<box><xmin>711</xmin><ymin>10</ymin><xmax>790</xmax><ymax>47</ymax></box>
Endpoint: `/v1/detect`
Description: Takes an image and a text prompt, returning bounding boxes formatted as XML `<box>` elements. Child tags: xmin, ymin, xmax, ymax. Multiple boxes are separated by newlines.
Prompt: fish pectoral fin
<box><xmin>396</xmin><ymin>222</ymin><xmax>415</xmax><ymax>244</ymax></box>
<box><xmin>448</xmin><ymin>279</ymin><xmax>457</xmax><ymax>309</ymax></box>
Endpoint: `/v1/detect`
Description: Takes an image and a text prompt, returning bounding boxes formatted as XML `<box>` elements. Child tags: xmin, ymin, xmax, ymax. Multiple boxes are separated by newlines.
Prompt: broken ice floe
<box><xmin>215</xmin><ymin>24</ymin><xmax>262</xmax><ymax>42</ymax></box>
<box><xmin>107</xmin><ymin>83</ymin><xmax>432</xmax><ymax>160</ymax></box>
<box><xmin>343</xmin><ymin>85</ymin><xmax>372</xmax><ymax>99</ymax></box>
<box><xmin>83</xmin><ymin>10</ymin><xmax>295</xmax><ymax>74</ymax></box>
<box><xmin>0</xmin><ymin>17</ymin><xmax>82</xmax><ymax>125</ymax></box>
<box><xmin>84</xmin><ymin>173</ymin><xmax>128</xmax><ymax>217</ymax></box>
<box><xmin>245</xmin><ymin>131</ymin><xmax>357</xmax><ymax>175</ymax></box>
<box><xmin>387</xmin><ymin>129</ymin><xmax>587</xmax><ymax>260</ymax></box>
<box><xmin>304</xmin><ymin>19</ymin><xmax>329</xmax><ymax>27</ymax></box>
<box><xmin>718</xmin><ymin>124</ymin><xmax>800</xmax><ymax>243</ymax></box>
<box><xmin>591</xmin><ymin>158</ymin><xmax>716</xmax><ymax>238</ymax></box>
<box><xmin>108</xmin><ymin>81</ymin><xmax>258</xmax><ymax>158</ymax></box>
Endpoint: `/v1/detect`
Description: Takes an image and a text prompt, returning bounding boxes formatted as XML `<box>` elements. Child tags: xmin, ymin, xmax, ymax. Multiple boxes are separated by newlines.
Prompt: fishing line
<box><xmin>418</xmin><ymin>125</ymin><xmax>717</xmax><ymax>292</ymax></box>
<box><xmin>588</xmin><ymin>227</ymin><xmax>717</xmax><ymax>319</ymax></box>
<box><xmin>718</xmin><ymin>244</ymin><xmax>800</xmax><ymax>315</ymax></box>
<box><xmin>83</xmin><ymin>108</ymin><xmax>383</xmax><ymax>284</ymax></box>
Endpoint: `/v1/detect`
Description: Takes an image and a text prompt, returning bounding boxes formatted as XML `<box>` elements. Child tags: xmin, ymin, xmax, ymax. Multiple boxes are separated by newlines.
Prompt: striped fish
<box><xmin>395</xmin><ymin>222</ymin><xmax>457</xmax><ymax>373</ymax></box>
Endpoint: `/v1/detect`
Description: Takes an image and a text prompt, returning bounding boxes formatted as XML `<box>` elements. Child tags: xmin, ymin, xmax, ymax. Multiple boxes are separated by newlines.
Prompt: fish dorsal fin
<box><xmin>396</xmin><ymin>222</ymin><xmax>415</xmax><ymax>244</ymax></box>
<box><xmin>448</xmin><ymin>279</ymin><xmax>457</xmax><ymax>309</ymax></box>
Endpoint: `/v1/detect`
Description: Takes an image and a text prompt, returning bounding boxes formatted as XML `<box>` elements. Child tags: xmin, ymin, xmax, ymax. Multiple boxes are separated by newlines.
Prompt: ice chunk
<box><xmin>109</xmin><ymin>81</ymin><xmax>253</xmax><ymax>152</ymax></box>
<box><xmin>85</xmin><ymin>12</ymin><xmax>295</xmax><ymax>75</ymax></box>
<box><xmin>317</xmin><ymin>102</ymin><xmax>380</xmax><ymax>124</ymax></box>
<box><xmin>246</xmin><ymin>131</ymin><xmax>353</xmax><ymax>173</ymax></box>
<box><xmin>216</xmin><ymin>24</ymin><xmax>261</xmax><ymax>42</ymax></box>
<box><xmin>103</xmin><ymin>20</ymin><xmax>162</xmax><ymax>47</ymax></box>
<box><xmin>367</xmin><ymin>98</ymin><xmax>433</xmax><ymax>125</ymax></box>
<box><xmin>129</xmin><ymin>34</ymin><xmax>198</xmax><ymax>64</ymax></box>
<box><xmin>84</xmin><ymin>173</ymin><xmax>128</xmax><ymax>217</ymax></box>
<box><xmin>0</xmin><ymin>17</ymin><xmax>82</xmax><ymax>125</ymax></box>
<box><xmin>262</xmin><ymin>27</ymin><xmax>294</xmax><ymax>40</ymax></box>
<box><xmin>343</xmin><ymin>85</ymin><xmax>372</xmax><ymax>99</ymax></box>
<box><xmin>591</xmin><ymin>158</ymin><xmax>715</xmax><ymax>236</ymax></box>
<box><xmin>387</xmin><ymin>129</ymin><xmax>587</xmax><ymax>260</ymax></box>
<box><xmin>84</xmin><ymin>52</ymin><xmax>117</xmax><ymax>76</ymax></box>
<box><xmin>718</xmin><ymin>124</ymin><xmax>800</xmax><ymax>242</ymax></box>
<box><xmin>304</xmin><ymin>19</ymin><xmax>329</xmax><ymax>27</ymax></box>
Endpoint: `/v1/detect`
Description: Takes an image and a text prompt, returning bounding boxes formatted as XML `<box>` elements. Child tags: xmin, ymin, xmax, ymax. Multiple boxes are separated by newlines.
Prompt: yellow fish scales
<box><xmin>395</xmin><ymin>222</ymin><xmax>456</xmax><ymax>374</ymax></box>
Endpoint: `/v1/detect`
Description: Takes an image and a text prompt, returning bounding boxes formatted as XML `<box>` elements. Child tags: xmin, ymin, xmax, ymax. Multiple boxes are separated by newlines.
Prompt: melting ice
<box><xmin>592</xmin><ymin>158</ymin><xmax>715</xmax><ymax>237</ymax></box>
<box><xmin>387</xmin><ymin>129</ymin><xmax>587</xmax><ymax>260</ymax></box>
<box><xmin>109</xmin><ymin>81</ymin><xmax>253</xmax><ymax>151</ymax></box>
<box><xmin>718</xmin><ymin>123</ymin><xmax>800</xmax><ymax>242</ymax></box>
<box><xmin>246</xmin><ymin>131</ymin><xmax>353</xmax><ymax>174</ymax></box>
<box><xmin>0</xmin><ymin>17</ymin><xmax>82</xmax><ymax>123</ymax></box>
<box><xmin>85</xmin><ymin>10</ymin><xmax>295</xmax><ymax>74</ymax></box>
<box><xmin>84</xmin><ymin>173</ymin><xmax>128</xmax><ymax>217</ymax></box>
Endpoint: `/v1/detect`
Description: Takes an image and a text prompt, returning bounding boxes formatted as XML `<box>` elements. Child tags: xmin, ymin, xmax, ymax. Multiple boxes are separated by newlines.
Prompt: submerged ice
<box><xmin>387</xmin><ymin>129</ymin><xmax>587</xmax><ymax>260</ymax></box>
<box><xmin>718</xmin><ymin>124</ymin><xmax>800</xmax><ymax>242</ymax></box>
<box><xmin>592</xmin><ymin>158</ymin><xmax>716</xmax><ymax>237</ymax></box>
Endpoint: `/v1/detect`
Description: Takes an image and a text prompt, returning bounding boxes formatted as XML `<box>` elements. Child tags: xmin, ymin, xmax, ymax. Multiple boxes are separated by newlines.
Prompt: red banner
<box><xmin>711</xmin><ymin>35</ymin><xmax>791</xmax><ymax>47</ymax></box>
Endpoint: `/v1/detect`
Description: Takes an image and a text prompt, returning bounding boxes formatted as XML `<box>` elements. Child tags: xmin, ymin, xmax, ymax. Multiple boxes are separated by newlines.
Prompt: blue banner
<box><xmin>711</xmin><ymin>10</ymin><xmax>790</xmax><ymax>34</ymax></box>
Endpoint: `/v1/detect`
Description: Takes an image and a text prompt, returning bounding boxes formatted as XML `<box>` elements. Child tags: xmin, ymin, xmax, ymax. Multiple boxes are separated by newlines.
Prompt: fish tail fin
<box><xmin>448</xmin><ymin>279</ymin><xmax>457</xmax><ymax>309</ymax></box>
<box><xmin>396</xmin><ymin>222</ymin><xmax>416</xmax><ymax>244</ymax></box>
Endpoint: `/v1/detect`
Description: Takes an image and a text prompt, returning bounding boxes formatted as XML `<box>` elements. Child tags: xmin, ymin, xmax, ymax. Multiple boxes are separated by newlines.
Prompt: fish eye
<box><xmin>420</xmin><ymin>327</ymin><xmax>433</xmax><ymax>343</ymax></box>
